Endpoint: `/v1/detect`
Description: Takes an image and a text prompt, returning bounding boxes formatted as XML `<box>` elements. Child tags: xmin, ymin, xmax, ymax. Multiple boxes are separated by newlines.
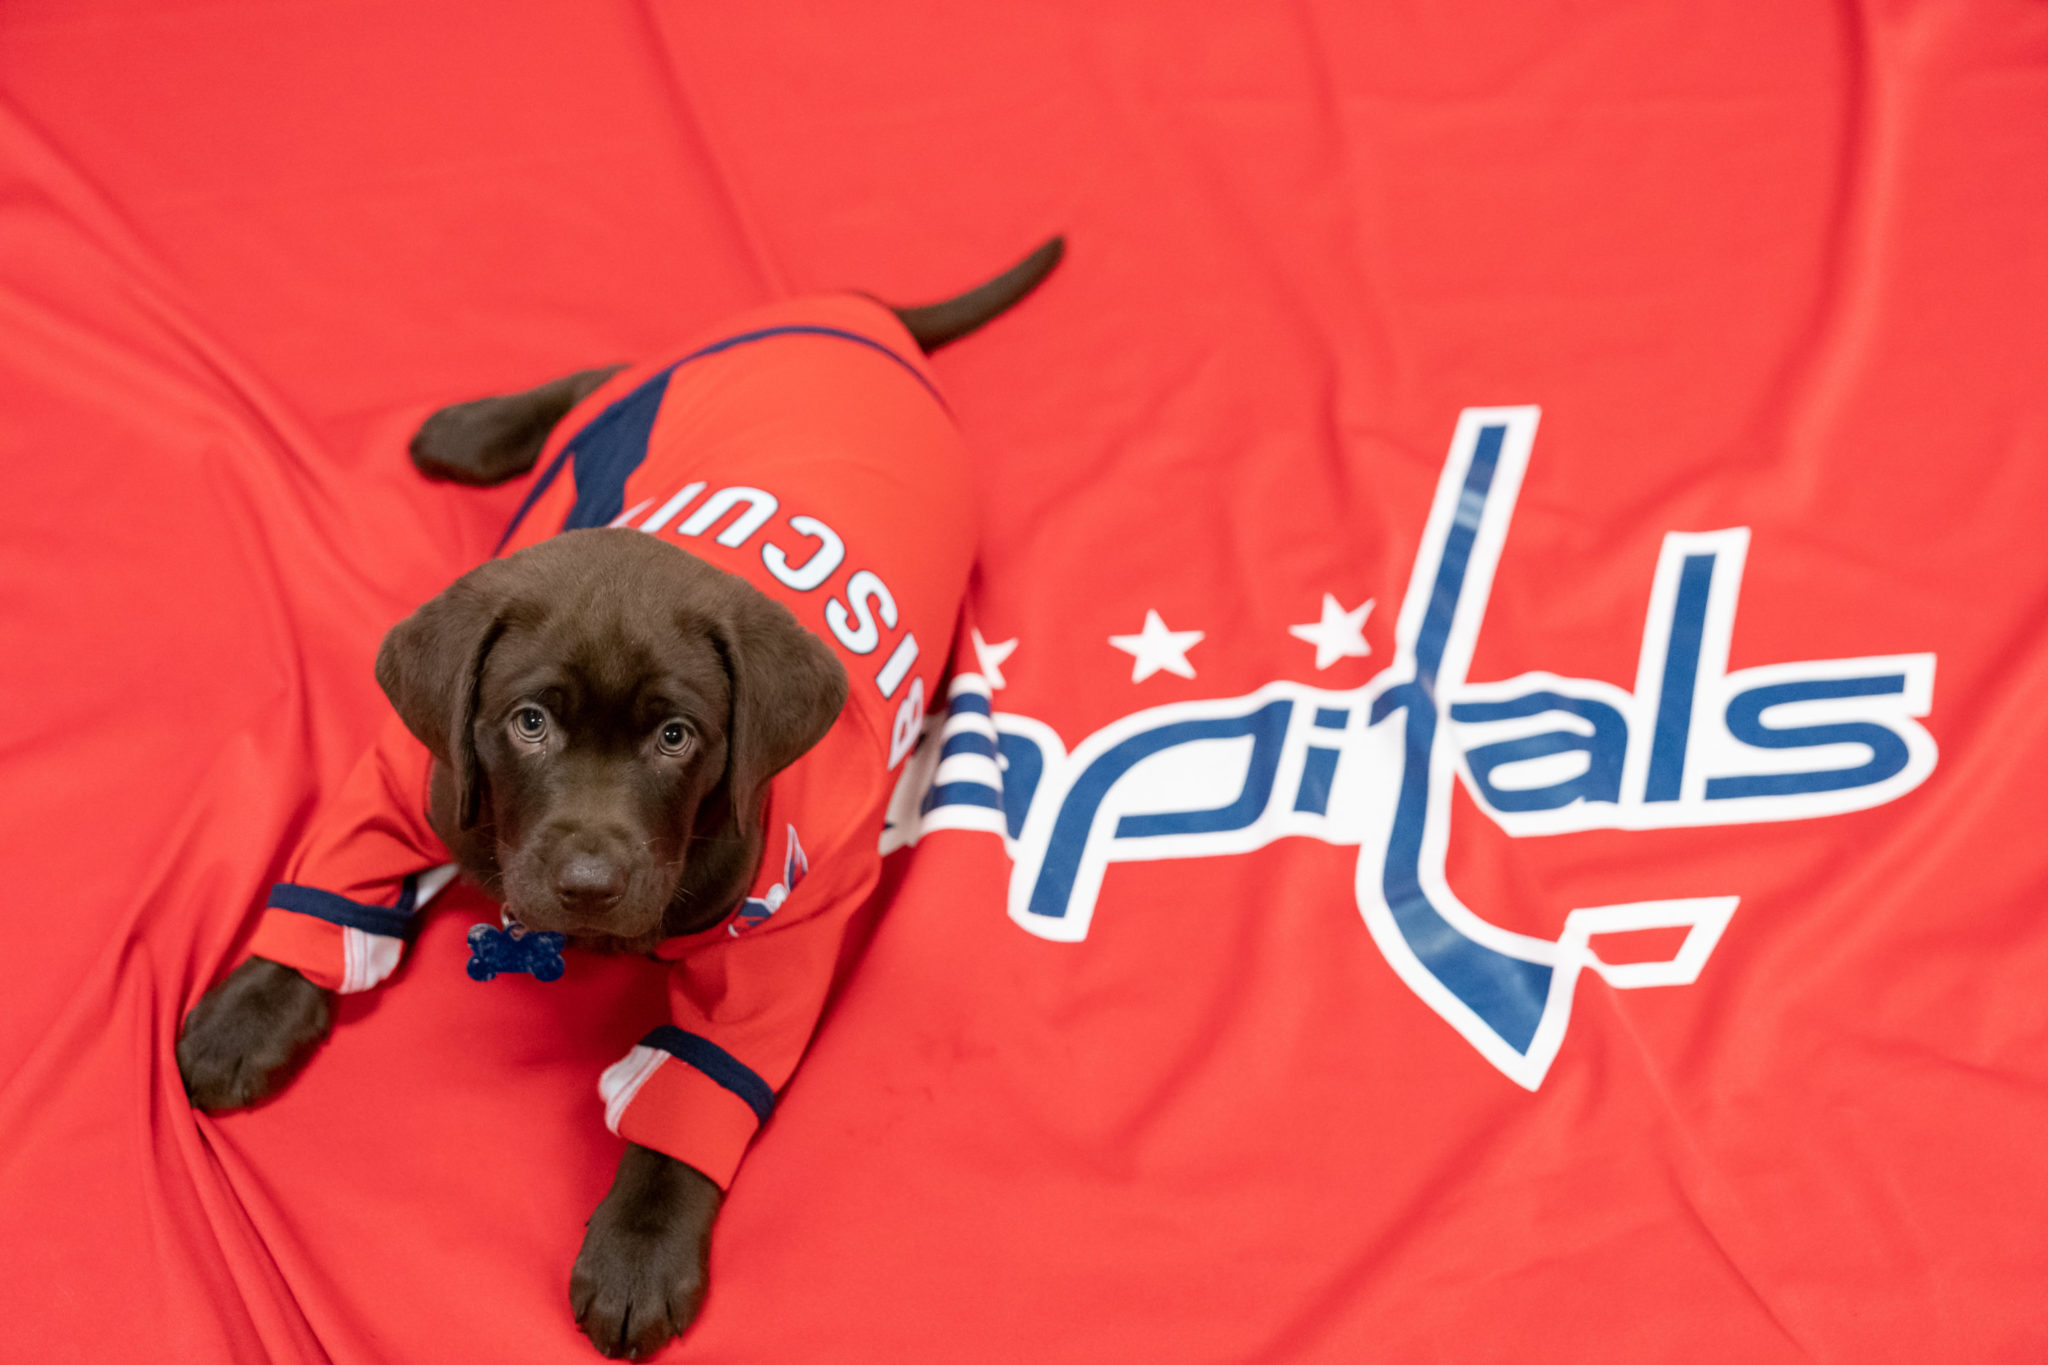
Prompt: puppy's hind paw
<box><xmin>409</xmin><ymin>366</ymin><xmax>623</xmax><ymax>488</ymax></box>
<box><xmin>176</xmin><ymin>957</ymin><xmax>334</xmax><ymax>1112</ymax></box>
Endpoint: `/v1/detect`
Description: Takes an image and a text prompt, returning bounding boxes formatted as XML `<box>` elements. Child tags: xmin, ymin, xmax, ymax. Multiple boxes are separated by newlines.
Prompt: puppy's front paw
<box><xmin>570</xmin><ymin>1145</ymin><xmax>721</xmax><ymax>1359</ymax></box>
<box><xmin>176</xmin><ymin>957</ymin><xmax>333</xmax><ymax>1112</ymax></box>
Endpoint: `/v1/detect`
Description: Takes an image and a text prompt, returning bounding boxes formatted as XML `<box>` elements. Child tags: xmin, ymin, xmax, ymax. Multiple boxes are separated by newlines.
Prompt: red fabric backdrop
<box><xmin>4</xmin><ymin>2</ymin><xmax>2047</xmax><ymax>1360</ymax></box>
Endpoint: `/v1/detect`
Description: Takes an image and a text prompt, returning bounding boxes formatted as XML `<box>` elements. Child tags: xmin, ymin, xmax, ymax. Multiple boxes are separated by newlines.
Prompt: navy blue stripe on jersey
<box><xmin>924</xmin><ymin>781</ymin><xmax>1003</xmax><ymax>815</ymax></box>
<box><xmin>496</xmin><ymin>323</ymin><xmax>942</xmax><ymax>552</ymax></box>
<box><xmin>641</xmin><ymin>1026</ymin><xmax>776</xmax><ymax>1124</ymax></box>
<box><xmin>939</xmin><ymin>730</ymin><xmax>999</xmax><ymax>761</ymax></box>
<box><xmin>555</xmin><ymin>368</ymin><xmax>677</xmax><ymax>534</ymax></box>
<box><xmin>947</xmin><ymin>690</ymin><xmax>993</xmax><ymax>717</ymax></box>
<box><xmin>678</xmin><ymin>324</ymin><xmax>944</xmax><ymax>406</ymax></box>
<box><xmin>268</xmin><ymin>882</ymin><xmax>417</xmax><ymax>939</ymax></box>
<box><xmin>494</xmin><ymin>366</ymin><xmax>676</xmax><ymax>554</ymax></box>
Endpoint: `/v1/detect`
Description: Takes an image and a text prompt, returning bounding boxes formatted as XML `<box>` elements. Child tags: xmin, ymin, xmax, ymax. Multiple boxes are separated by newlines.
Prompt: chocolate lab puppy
<box><xmin>178</xmin><ymin>239</ymin><xmax>1061</xmax><ymax>1357</ymax></box>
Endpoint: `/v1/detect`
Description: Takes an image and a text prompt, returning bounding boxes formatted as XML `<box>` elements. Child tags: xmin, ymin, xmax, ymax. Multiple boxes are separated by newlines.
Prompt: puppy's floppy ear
<box><xmin>709</xmin><ymin>589</ymin><xmax>850</xmax><ymax>822</ymax></box>
<box><xmin>375</xmin><ymin>562</ymin><xmax>516</xmax><ymax>830</ymax></box>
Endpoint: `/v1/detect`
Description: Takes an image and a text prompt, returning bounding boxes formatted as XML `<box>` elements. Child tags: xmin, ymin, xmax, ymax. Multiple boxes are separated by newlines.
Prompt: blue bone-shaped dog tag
<box><xmin>466</xmin><ymin>922</ymin><xmax>567</xmax><ymax>983</ymax></box>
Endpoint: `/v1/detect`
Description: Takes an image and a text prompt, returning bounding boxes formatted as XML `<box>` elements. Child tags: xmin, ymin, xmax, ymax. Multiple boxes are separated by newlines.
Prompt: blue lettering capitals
<box><xmin>1446</xmin><ymin>525</ymin><xmax>1936</xmax><ymax>836</ymax></box>
<box><xmin>884</xmin><ymin>407</ymin><xmax>1937</xmax><ymax>1090</ymax></box>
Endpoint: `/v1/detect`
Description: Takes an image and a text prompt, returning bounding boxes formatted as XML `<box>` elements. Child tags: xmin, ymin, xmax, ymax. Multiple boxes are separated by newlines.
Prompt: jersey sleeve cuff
<box><xmin>598</xmin><ymin>1028</ymin><xmax>775</xmax><ymax>1190</ymax></box>
<box><xmin>246</xmin><ymin>883</ymin><xmax>414</xmax><ymax>994</ymax></box>
<box><xmin>246</xmin><ymin>906</ymin><xmax>349</xmax><ymax>992</ymax></box>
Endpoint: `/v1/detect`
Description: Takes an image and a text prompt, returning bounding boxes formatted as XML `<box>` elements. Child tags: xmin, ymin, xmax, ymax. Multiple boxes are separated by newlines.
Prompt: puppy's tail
<box><xmin>889</xmin><ymin>236</ymin><xmax>1065</xmax><ymax>353</ymax></box>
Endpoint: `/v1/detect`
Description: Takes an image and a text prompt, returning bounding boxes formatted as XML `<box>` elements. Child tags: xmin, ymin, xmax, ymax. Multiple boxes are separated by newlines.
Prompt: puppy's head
<box><xmin>375</xmin><ymin>528</ymin><xmax>848</xmax><ymax>949</ymax></box>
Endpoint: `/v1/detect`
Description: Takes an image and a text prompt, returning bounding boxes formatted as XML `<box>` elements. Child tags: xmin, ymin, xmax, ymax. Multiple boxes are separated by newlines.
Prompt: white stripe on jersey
<box><xmin>598</xmin><ymin>1046</ymin><xmax>668</xmax><ymax>1133</ymax></box>
<box><xmin>339</xmin><ymin>925</ymin><xmax>405</xmax><ymax>994</ymax></box>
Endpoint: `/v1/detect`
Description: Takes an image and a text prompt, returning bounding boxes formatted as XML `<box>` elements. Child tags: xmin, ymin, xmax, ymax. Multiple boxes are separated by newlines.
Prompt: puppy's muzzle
<box><xmin>515</xmin><ymin>824</ymin><xmax>668</xmax><ymax>938</ymax></box>
<box><xmin>554</xmin><ymin>846</ymin><xmax>628</xmax><ymax>913</ymax></box>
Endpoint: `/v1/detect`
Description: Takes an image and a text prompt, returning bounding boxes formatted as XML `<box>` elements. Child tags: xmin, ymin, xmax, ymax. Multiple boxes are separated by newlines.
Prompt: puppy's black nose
<box><xmin>554</xmin><ymin>853</ymin><xmax>627</xmax><ymax>910</ymax></box>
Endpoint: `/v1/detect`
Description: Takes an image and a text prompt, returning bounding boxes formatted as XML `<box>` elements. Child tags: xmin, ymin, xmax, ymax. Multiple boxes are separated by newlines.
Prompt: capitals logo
<box><xmin>883</xmin><ymin>408</ymin><xmax>1937</xmax><ymax>1089</ymax></box>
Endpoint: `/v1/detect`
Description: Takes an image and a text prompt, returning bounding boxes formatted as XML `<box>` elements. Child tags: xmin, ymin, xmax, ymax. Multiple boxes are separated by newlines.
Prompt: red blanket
<box><xmin>5</xmin><ymin>2</ymin><xmax>2046</xmax><ymax>1361</ymax></box>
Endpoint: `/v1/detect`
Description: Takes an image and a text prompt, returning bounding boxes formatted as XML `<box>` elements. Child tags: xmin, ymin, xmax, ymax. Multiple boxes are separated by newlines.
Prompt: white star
<box><xmin>971</xmin><ymin>628</ymin><xmax>1018</xmax><ymax>690</ymax></box>
<box><xmin>1288</xmin><ymin>594</ymin><xmax>1375</xmax><ymax>670</ymax></box>
<box><xmin>1109</xmin><ymin>609</ymin><xmax>1204</xmax><ymax>682</ymax></box>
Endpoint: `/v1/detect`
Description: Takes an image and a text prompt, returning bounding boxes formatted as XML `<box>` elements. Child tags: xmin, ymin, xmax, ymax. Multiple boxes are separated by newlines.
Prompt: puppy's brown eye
<box><xmin>657</xmin><ymin>720</ymin><xmax>692</xmax><ymax>757</ymax></box>
<box><xmin>513</xmin><ymin>706</ymin><xmax>548</xmax><ymax>742</ymax></box>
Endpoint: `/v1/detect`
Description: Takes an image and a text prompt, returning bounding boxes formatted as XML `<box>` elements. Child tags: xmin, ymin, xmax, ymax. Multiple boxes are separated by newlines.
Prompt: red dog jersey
<box><xmin>245</xmin><ymin>294</ymin><xmax>974</xmax><ymax>1188</ymax></box>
